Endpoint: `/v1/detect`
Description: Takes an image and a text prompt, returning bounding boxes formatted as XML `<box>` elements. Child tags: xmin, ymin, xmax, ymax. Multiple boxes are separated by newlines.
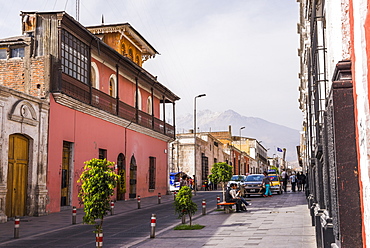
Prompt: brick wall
<box><xmin>0</xmin><ymin>57</ymin><xmax>46</xmax><ymax>98</ymax></box>
<box><xmin>30</xmin><ymin>57</ymin><xmax>46</xmax><ymax>97</ymax></box>
<box><xmin>0</xmin><ymin>59</ymin><xmax>25</xmax><ymax>92</ymax></box>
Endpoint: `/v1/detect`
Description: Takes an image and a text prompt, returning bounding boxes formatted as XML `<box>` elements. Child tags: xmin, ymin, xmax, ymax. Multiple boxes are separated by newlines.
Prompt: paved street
<box><xmin>0</xmin><ymin>190</ymin><xmax>315</xmax><ymax>248</ymax></box>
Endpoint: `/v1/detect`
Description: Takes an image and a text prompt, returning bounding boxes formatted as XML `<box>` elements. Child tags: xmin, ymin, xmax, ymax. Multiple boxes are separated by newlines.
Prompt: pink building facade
<box><xmin>0</xmin><ymin>11</ymin><xmax>179</xmax><ymax>219</ymax></box>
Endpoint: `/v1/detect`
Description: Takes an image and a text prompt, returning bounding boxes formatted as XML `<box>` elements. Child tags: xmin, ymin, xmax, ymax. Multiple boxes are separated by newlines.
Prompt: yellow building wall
<box><xmin>102</xmin><ymin>33</ymin><xmax>143</xmax><ymax>67</ymax></box>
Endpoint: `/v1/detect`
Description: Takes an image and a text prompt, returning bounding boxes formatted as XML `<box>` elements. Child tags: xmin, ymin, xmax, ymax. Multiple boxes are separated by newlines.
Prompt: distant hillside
<box><xmin>176</xmin><ymin>109</ymin><xmax>300</xmax><ymax>162</ymax></box>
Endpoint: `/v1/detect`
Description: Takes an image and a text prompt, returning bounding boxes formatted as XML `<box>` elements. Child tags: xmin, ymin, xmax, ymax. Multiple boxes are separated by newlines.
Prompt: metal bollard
<box><xmin>96</xmin><ymin>232</ymin><xmax>103</xmax><ymax>248</ymax></box>
<box><xmin>217</xmin><ymin>196</ymin><xmax>221</xmax><ymax>209</ymax></box>
<box><xmin>322</xmin><ymin>217</ymin><xmax>335</xmax><ymax>248</ymax></box>
<box><xmin>137</xmin><ymin>195</ymin><xmax>141</xmax><ymax>209</ymax></box>
<box><xmin>14</xmin><ymin>217</ymin><xmax>20</xmax><ymax>239</ymax></box>
<box><xmin>150</xmin><ymin>214</ymin><xmax>156</xmax><ymax>238</ymax></box>
<box><xmin>110</xmin><ymin>201</ymin><xmax>114</xmax><ymax>215</ymax></box>
<box><xmin>72</xmin><ymin>206</ymin><xmax>77</xmax><ymax>225</ymax></box>
<box><xmin>202</xmin><ymin>199</ymin><xmax>206</xmax><ymax>215</ymax></box>
<box><xmin>315</xmin><ymin>209</ymin><xmax>324</xmax><ymax>248</ymax></box>
<box><xmin>173</xmin><ymin>191</ymin><xmax>177</xmax><ymax>200</ymax></box>
<box><xmin>310</xmin><ymin>203</ymin><xmax>316</xmax><ymax>226</ymax></box>
<box><xmin>158</xmin><ymin>193</ymin><xmax>161</xmax><ymax>204</ymax></box>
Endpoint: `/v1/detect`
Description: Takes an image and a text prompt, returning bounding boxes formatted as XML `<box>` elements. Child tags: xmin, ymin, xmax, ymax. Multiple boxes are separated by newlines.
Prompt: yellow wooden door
<box><xmin>6</xmin><ymin>134</ymin><xmax>29</xmax><ymax>217</ymax></box>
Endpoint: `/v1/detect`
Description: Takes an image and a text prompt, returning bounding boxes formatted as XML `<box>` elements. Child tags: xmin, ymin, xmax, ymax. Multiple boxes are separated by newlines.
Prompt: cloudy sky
<box><xmin>0</xmin><ymin>0</ymin><xmax>302</xmax><ymax>130</ymax></box>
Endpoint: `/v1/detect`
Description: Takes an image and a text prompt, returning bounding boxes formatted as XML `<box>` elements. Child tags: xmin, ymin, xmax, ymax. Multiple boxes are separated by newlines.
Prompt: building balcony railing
<box><xmin>53</xmin><ymin>73</ymin><xmax>175</xmax><ymax>139</ymax></box>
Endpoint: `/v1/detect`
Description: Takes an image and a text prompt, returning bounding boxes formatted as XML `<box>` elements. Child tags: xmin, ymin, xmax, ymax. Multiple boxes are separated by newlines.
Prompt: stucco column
<box><xmin>34</xmin><ymin>101</ymin><xmax>49</xmax><ymax>216</ymax></box>
<box><xmin>0</xmin><ymin>96</ymin><xmax>7</xmax><ymax>222</ymax></box>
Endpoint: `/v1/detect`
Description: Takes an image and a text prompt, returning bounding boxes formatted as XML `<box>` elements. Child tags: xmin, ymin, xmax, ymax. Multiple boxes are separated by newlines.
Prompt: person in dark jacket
<box><xmin>297</xmin><ymin>172</ymin><xmax>304</xmax><ymax>191</ymax></box>
<box><xmin>225</xmin><ymin>183</ymin><xmax>243</xmax><ymax>212</ymax></box>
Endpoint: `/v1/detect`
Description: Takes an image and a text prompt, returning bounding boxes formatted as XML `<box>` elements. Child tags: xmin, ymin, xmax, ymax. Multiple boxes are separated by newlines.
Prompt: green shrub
<box><xmin>174</xmin><ymin>186</ymin><xmax>197</xmax><ymax>226</ymax></box>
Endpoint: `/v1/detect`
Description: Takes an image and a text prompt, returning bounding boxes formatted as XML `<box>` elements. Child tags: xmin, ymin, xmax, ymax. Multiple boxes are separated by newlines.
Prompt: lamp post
<box><xmin>239</xmin><ymin>126</ymin><xmax>245</xmax><ymax>175</ymax></box>
<box><xmin>239</xmin><ymin>126</ymin><xmax>245</xmax><ymax>151</ymax></box>
<box><xmin>194</xmin><ymin>93</ymin><xmax>206</xmax><ymax>196</ymax></box>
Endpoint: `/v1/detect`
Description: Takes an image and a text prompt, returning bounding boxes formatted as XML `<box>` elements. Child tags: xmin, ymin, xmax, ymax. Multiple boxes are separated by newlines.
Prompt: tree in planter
<box><xmin>174</xmin><ymin>186</ymin><xmax>197</xmax><ymax>227</ymax></box>
<box><xmin>208</xmin><ymin>162</ymin><xmax>233</xmax><ymax>201</ymax></box>
<box><xmin>78</xmin><ymin>158</ymin><xmax>120</xmax><ymax>247</ymax></box>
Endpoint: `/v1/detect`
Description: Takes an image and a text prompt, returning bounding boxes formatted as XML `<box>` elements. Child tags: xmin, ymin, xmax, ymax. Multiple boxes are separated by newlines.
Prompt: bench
<box><xmin>217</xmin><ymin>202</ymin><xmax>236</xmax><ymax>213</ymax></box>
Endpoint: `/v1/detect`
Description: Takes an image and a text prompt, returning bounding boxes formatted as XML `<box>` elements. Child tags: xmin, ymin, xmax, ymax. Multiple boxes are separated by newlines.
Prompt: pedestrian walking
<box><xmin>301</xmin><ymin>172</ymin><xmax>307</xmax><ymax>191</ymax></box>
<box><xmin>204</xmin><ymin>180</ymin><xmax>209</xmax><ymax>191</ymax></box>
<box><xmin>290</xmin><ymin>172</ymin><xmax>297</xmax><ymax>192</ymax></box>
<box><xmin>262</xmin><ymin>171</ymin><xmax>272</xmax><ymax>197</ymax></box>
<box><xmin>281</xmin><ymin>169</ymin><xmax>288</xmax><ymax>192</ymax></box>
<box><xmin>179</xmin><ymin>175</ymin><xmax>188</xmax><ymax>189</ymax></box>
<box><xmin>189</xmin><ymin>177</ymin><xmax>194</xmax><ymax>190</ymax></box>
<box><xmin>297</xmin><ymin>172</ymin><xmax>304</xmax><ymax>191</ymax></box>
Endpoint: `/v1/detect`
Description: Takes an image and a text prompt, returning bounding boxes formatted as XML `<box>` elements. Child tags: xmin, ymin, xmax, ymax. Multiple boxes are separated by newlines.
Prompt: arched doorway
<box><xmin>129</xmin><ymin>155</ymin><xmax>137</xmax><ymax>199</ymax></box>
<box><xmin>117</xmin><ymin>153</ymin><xmax>126</xmax><ymax>200</ymax></box>
<box><xmin>6</xmin><ymin>134</ymin><xmax>29</xmax><ymax>217</ymax></box>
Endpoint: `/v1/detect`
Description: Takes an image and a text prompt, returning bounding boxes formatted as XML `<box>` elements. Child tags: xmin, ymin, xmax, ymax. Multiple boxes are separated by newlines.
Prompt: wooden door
<box><xmin>117</xmin><ymin>153</ymin><xmax>126</xmax><ymax>201</ymax></box>
<box><xmin>129</xmin><ymin>155</ymin><xmax>137</xmax><ymax>199</ymax></box>
<box><xmin>6</xmin><ymin>134</ymin><xmax>29</xmax><ymax>217</ymax></box>
<box><xmin>61</xmin><ymin>141</ymin><xmax>71</xmax><ymax>206</ymax></box>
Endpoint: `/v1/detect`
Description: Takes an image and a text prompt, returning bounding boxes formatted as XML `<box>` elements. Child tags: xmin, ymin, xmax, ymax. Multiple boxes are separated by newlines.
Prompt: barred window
<box><xmin>149</xmin><ymin>157</ymin><xmax>156</xmax><ymax>190</ymax></box>
<box><xmin>61</xmin><ymin>29</ymin><xmax>89</xmax><ymax>84</ymax></box>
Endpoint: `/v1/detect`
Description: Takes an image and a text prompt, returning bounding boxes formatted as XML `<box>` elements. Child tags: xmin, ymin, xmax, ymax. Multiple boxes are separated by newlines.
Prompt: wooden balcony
<box><xmin>53</xmin><ymin>74</ymin><xmax>175</xmax><ymax>139</ymax></box>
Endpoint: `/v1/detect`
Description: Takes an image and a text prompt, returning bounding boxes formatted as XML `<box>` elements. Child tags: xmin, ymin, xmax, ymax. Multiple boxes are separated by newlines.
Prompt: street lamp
<box><xmin>194</xmin><ymin>93</ymin><xmax>206</xmax><ymax>196</ymax></box>
<box><xmin>239</xmin><ymin>126</ymin><xmax>245</xmax><ymax>175</ymax></box>
<box><xmin>239</xmin><ymin>126</ymin><xmax>245</xmax><ymax>151</ymax></box>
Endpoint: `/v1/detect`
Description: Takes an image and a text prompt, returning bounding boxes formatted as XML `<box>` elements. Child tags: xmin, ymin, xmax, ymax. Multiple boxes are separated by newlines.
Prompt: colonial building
<box><xmin>0</xmin><ymin>11</ymin><xmax>179</xmax><ymax>220</ymax></box>
<box><xmin>170</xmin><ymin>126</ymin><xmax>269</xmax><ymax>190</ymax></box>
<box><xmin>169</xmin><ymin>132</ymin><xmax>229</xmax><ymax>190</ymax></box>
<box><xmin>298</xmin><ymin>0</ymin><xmax>369</xmax><ymax>247</ymax></box>
<box><xmin>206</xmin><ymin>128</ymin><xmax>252</xmax><ymax>175</ymax></box>
<box><xmin>233</xmin><ymin>137</ymin><xmax>267</xmax><ymax>174</ymax></box>
<box><xmin>0</xmin><ymin>85</ymin><xmax>49</xmax><ymax>223</ymax></box>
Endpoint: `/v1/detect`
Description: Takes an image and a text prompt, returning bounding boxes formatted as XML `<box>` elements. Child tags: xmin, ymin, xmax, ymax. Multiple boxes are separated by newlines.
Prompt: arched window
<box><xmin>147</xmin><ymin>96</ymin><xmax>152</xmax><ymax>115</ymax></box>
<box><xmin>121</xmin><ymin>43</ymin><xmax>126</xmax><ymax>56</ymax></box>
<box><xmin>135</xmin><ymin>55</ymin><xmax>140</xmax><ymax>65</ymax></box>
<box><xmin>128</xmin><ymin>48</ymin><xmax>133</xmax><ymax>60</ymax></box>
<box><xmin>134</xmin><ymin>89</ymin><xmax>142</xmax><ymax>110</ymax></box>
<box><xmin>91</xmin><ymin>62</ymin><xmax>100</xmax><ymax>89</ymax></box>
<box><xmin>109</xmin><ymin>75</ymin><xmax>116</xmax><ymax>97</ymax></box>
<box><xmin>129</xmin><ymin>155</ymin><xmax>137</xmax><ymax>198</ymax></box>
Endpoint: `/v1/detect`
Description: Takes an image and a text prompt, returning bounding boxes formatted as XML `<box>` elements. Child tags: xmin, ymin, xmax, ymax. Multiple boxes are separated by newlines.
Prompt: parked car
<box><xmin>227</xmin><ymin>175</ymin><xmax>247</xmax><ymax>188</ymax></box>
<box><xmin>244</xmin><ymin>174</ymin><xmax>265</xmax><ymax>197</ymax></box>
<box><xmin>268</xmin><ymin>174</ymin><xmax>283</xmax><ymax>195</ymax></box>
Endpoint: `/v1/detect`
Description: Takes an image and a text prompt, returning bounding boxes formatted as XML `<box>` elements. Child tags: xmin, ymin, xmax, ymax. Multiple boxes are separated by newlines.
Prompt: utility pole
<box><xmin>193</xmin><ymin>94</ymin><xmax>206</xmax><ymax>195</ymax></box>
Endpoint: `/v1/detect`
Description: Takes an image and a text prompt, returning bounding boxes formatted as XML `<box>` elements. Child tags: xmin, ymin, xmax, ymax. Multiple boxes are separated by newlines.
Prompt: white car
<box><xmin>227</xmin><ymin>175</ymin><xmax>247</xmax><ymax>188</ymax></box>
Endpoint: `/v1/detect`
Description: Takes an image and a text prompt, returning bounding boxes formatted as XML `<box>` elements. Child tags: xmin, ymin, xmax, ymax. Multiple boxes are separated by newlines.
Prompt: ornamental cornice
<box><xmin>88</xmin><ymin>25</ymin><xmax>156</xmax><ymax>56</ymax></box>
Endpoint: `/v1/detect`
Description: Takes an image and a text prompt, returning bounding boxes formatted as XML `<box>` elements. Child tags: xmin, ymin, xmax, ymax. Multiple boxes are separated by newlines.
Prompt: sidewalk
<box><xmin>0</xmin><ymin>193</ymin><xmax>176</xmax><ymax>245</ymax></box>
<box><xmin>0</xmin><ymin>190</ymin><xmax>315</xmax><ymax>248</ymax></box>
<box><xmin>126</xmin><ymin>191</ymin><xmax>316</xmax><ymax>248</ymax></box>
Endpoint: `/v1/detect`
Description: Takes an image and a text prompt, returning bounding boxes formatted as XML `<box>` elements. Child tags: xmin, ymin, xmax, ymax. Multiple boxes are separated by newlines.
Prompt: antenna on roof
<box><xmin>76</xmin><ymin>0</ymin><xmax>80</xmax><ymax>21</ymax></box>
<box><xmin>101</xmin><ymin>15</ymin><xmax>104</xmax><ymax>25</ymax></box>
